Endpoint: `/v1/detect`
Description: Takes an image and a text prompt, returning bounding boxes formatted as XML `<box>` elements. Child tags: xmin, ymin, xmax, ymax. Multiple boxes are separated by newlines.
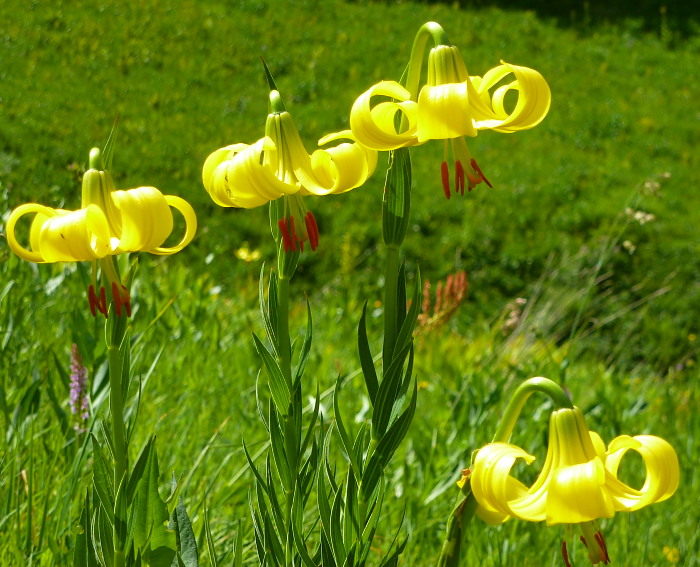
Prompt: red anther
<box><xmin>305</xmin><ymin>211</ymin><xmax>319</xmax><ymax>251</ymax></box>
<box><xmin>278</xmin><ymin>218</ymin><xmax>294</xmax><ymax>253</ymax></box>
<box><xmin>595</xmin><ymin>531</ymin><xmax>610</xmax><ymax>564</ymax></box>
<box><xmin>111</xmin><ymin>283</ymin><xmax>132</xmax><ymax>318</ymax></box>
<box><xmin>471</xmin><ymin>158</ymin><xmax>492</xmax><ymax>188</ymax></box>
<box><xmin>580</xmin><ymin>535</ymin><xmax>589</xmax><ymax>548</ymax></box>
<box><xmin>88</xmin><ymin>285</ymin><xmax>108</xmax><ymax>318</ymax></box>
<box><xmin>440</xmin><ymin>161</ymin><xmax>451</xmax><ymax>199</ymax></box>
<box><xmin>455</xmin><ymin>160</ymin><xmax>465</xmax><ymax>196</ymax></box>
<box><xmin>561</xmin><ymin>541</ymin><xmax>572</xmax><ymax>567</ymax></box>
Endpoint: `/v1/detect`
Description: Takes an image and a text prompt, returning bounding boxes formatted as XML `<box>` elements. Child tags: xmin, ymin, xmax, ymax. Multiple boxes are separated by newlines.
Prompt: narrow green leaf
<box><xmin>267</xmin><ymin>269</ymin><xmax>279</xmax><ymax>347</ymax></box>
<box><xmin>203</xmin><ymin>506</ymin><xmax>218</xmax><ymax>567</ymax></box>
<box><xmin>393</xmin><ymin>265</ymin><xmax>421</xmax><ymax>359</ymax></box>
<box><xmin>372</xmin><ymin>341</ymin><xmax>412</xmax><ymax>439</ymax></box>
<box><xmin>90</xmin><ymin>434</ymin><xmax>115</xmax><ymax>527</ymax></box>
<box><xmin>330</xmin><ymin>487</ymin><xmax>347</xmax><ymax>565</ymax></box>
<box><xmin>133</xmin><ymin>441</ymin><xmax>176</xmax><ymax>565</ymax></box>
<box><xmin>291</xmin><ymin>483</ymin><xmax>316</xmax><ymax>567</ymax></box>
<box><xmin>319</xmin><ymin>532</ymin><xmax>337</xmax><ymax>567</ymax></box>
<box><xmin>357</xmin><ymin>303</ymin><xmax>379</xmax><ymax>406</ymax></box>
<box><xmin>362</xmin><ymin>381</ymin><xmax>417</xmax><ymax>502</ymax></box>
<box><xmin>294</xmin><ymin>299</ymin><xmax>313</xmax><ymax>387</ymax></box>
<box><xmin>170</xmin><ymin>498</ymin><xmax>199</xmax><ymax>567</ymax></box>
<box><xmin>342</xmin><ymin>466</ymin><xmax>359</xmax><ymax>548</ymax></box>
<box><xmin>317</xmin><ymin>455</ymin><xmax>333</xmax><ymax>542</ymax></box>
<box><xmin>258</xmin><ymin>264</ymin><xmax>278</xmax><ymax>357</ymax></box>
<box><xmin>231</xmin><ymin>518</ymin><xmax>243</xmax><ymax>567</ymax></box>
<box><xmin>332</xmin><ymin>376</ymin><xmax>362</xmax><ymax>478</ymax></box>
<box><xmin>264</xmin><ymin>457</ymin><xmax>286</xmax><ymax>546</ymax></box>
<box><xmin>253</xmin><ymin>333</ymin><xmax>290</xmax><ymax>416</ymax></box>
<box><xmin>127</xmin><ymin>437</ymin><xmax>154</xmax><ymax>504</ymax></box>
<box><xmin>268</xmin><ymin>405</ymin><xmax>292</xmax><ymax>493</ymax></box>
<box><xmin>299</xmin><ymin>383</ymin><xmax>320</xmax><ymax>458</ymax></box>
<box><xmin>115</xmin><ymin>471</ymin><xmax>128</xmax><ymax>554</ymax></box>
<box><xmin>95</xmin><ymin>502</ymin><xmax>115</xmax><ymax>567</ymax></box>
<box><xmin>73</xmin><ymin>490</ymin><xmax>97</xmax><ymax>567</ymax></box>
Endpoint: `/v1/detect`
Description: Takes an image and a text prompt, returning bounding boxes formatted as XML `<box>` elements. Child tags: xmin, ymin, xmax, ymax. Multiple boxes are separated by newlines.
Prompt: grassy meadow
<box><xmin>1</xmin><ymin>0</ymin><xmax>699</xmax><ymax>565</ymax></box>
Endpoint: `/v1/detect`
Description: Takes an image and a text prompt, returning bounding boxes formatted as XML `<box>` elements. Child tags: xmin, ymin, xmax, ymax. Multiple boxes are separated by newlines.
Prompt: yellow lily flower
<box><xmin>349</xmin><ymin>39</ymin><xmax>550</xmax><ymax>198</ymax></box>
<box><xmin>6</xmin><ymin>148</ymin><xmax>197</xmax><ymax>317</ymax></box>
<box><xmin>470</xmin><ymin>406</ymin><xmax>679</xmax><ymax>565</ymax></box>
<box><xmin>202</xmin><ymin>90</ymin><xmax>377</xmax><ymax>253</ymax></box>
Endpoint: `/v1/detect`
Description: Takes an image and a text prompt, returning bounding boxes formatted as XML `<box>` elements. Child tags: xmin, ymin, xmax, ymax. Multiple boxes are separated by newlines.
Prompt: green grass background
<box><xmin>1</xmin><ymin>0</ymin><xmax>698</xmax><ymax>565</ymax></box>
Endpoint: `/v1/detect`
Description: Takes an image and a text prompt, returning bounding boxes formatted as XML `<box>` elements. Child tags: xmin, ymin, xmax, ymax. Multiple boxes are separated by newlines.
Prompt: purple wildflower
<box><xmin>69</xmin><ymin>344</ymin><xmax>90</xmax><ymax>433</ymax></box>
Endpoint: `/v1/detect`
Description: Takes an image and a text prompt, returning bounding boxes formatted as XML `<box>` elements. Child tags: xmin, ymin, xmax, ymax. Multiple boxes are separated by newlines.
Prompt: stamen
<box><xmin>562</xmin><ymin>541</ymin><xmax>572</xmax><ymax>567</ymax></box>
<box><xmin>467</xmin><ymin>173</ymin><xmax>479</xmax><ymax>191</ymax></box>
<box><xmin>455</xmin><ymin>161</ymin><xmax>465</xmax><ymax>196</ymax></box>
<box><xmin>88</xmin><ymin>285</ymin><xmax>108</xmax><ymax>318</ymax></box>
<box><xmin>595</xmin><ymin>531</ymin><xmax>610</xmax><ymax>564</ymax></box>
<box><xmin>440</xmin><ymin>161</ymin><xmax>451</xmax><ymax>199</ymax></box>
<box><xmin>305</xmin><ymin>211</ymin><xmax>319</xmax><ymax>251</ymax></box>
<box><xmin>111</xmin><ymin>282</ymin><xmax>132</xmax><ymax>318</ymax></box>
<box><xmin>278</xmin><ymin>218</ymin><xmax>294</xmax><ymax>253</ymax></box>
<box><xmin>290</xmin><ymin>215</ymin><xmax>303</xmax><ymax>251</ymax></box>
<box><xmin>471</xmin><ymin>158</ymin><xmax>493</xmax><ymax>188</ymax></box>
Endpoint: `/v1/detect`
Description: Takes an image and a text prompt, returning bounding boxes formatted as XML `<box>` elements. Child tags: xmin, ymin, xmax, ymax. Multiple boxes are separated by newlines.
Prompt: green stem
<box><xmin>106</xmin><ymin>318</ymin><xmax>127</xmax><ymax>567</ymax></box>
<box><xmin>404</xmin><ymin>22</ymin><xmax>450</xmax><ymax>99</ymax></box>
<box><xmin>491</xmin><ymin>377</ymin><xmax>574</xmax><ymax>443</ymax></box>
<box><xmin>436</xmin><ymin>490</ymin><xmax>478</xmax><ymax>567</ymax></box>
<box><xmin>277</xmin><ymin>274</ymin><xmax>293</xmax><ymax>389</ymax></box>
<box><xmin>382</xmin><ymin>245</ymin><xmax>400</xmax><ymax>371</ymax></box>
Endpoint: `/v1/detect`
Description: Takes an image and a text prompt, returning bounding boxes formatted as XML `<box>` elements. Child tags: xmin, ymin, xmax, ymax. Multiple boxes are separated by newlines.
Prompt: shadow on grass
<box><xmin>361</xmin><ymin>0</ymin><xmax>699</xmax><ymax>38</ymax></box>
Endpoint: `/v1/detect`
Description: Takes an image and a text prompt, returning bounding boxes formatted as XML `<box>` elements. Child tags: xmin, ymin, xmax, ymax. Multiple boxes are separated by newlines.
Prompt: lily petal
<box><xmin>603</xmin><ymin>435</ymin><xmax>680</xmax><ymax>511</ymax></box>
<box><xmin>472</xmin><ymin>62</ymin><xmax>552</xmax><ymax>133</ymax></box>
<box><xmin>546</xmin><ymin>459</ymin><xmax>615</xmax><ymax>525</ymax></box>
<box><xmin>349</xmin><ymin>81</ymin><xmax>419</xmax><ymax>151</ymax></box>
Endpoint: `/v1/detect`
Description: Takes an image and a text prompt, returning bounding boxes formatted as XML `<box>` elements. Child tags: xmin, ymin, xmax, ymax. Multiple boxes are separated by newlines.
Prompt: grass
<box><xmin>1</xmin><ymin>0</ymin><xmax>699</xmax><ymax>565</ymax></box>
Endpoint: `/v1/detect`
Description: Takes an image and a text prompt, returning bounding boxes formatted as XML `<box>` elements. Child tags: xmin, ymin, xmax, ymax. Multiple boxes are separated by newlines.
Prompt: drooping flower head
<box><xmin>202</xmin><ymin>87</ymin><xmax>377</xmax><ymax>255</ymax></box>
<box><xmin>6</xmin><ymin>140</ymin><xmax>197</xmax><ymax>318</ymax></box>
<box><xmin>466</xmin><ymin>378</ymin><xmax>679</xmax><ymax>566</ymax></box>
<box><xmin>349</xmin><ymin>22</ymin><xmax>551</xmax><ymax>198</ymax></box>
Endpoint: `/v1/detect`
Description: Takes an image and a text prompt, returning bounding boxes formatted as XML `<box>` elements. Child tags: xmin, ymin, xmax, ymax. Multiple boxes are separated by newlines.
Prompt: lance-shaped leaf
<box><xmin>357</xmin><ymin>303</ymin><xmax>379</xmax><ymax>406</ymax></box>
<box><xmin>91</xmin><ymin>433</ymin><xmax>115</xmax><ymax>527</ymax></box>
<box><xmin>132</xmin><ymin>441</ymin><xmax>176</xmax><ymax>564</ymax></box>
<box><xmin>169</xmin><ymin>498</ymin><xmax>199</xmax><ymax>567</ymax></box>
<box><xmin>253</xmin><ymin>333</ymin><xmax>291</xmax><ymax>417</ymax></box>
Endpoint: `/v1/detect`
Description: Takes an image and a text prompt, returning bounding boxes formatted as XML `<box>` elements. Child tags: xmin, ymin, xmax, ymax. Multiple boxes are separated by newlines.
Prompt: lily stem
<box><xmin>492</xmin><ymin>376</ymin><xmax>574</xmax><ymax>443</ymax></box>
<box><xmin>107</xmin><ymin>316</ymin><xmax>128</xmax><ymax>567</ymax></box>
<box><xmin>382</xmin><ymin>245</ymin><xmax>400</xmax><ymax>373</ymax></box>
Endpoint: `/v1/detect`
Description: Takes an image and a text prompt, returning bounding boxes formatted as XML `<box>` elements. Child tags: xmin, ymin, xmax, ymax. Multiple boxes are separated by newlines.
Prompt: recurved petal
<box><xmin>545</xmin><ymin>459</ymin><xmax>615</xmax><ymax>525</ymax></box>
<box><xmin>416</xmin><ymin>82</ymin><xmax>478</xmax><ymax>141</ymax></box>
<box><xmin>111</xmin><ymin>187</ymin><xmax>173</xmax><ymax>252</ymax></box>
<box><xmin>471</xmin><ymin>442</ymin><xmax>537</xmax><ymax>522</ymax></box>
<box><xmin>37</xmin><ymin>205</ymin><xmax>112</xmax><ymax>262</ymax></box>
<box><xmin>603</xmin><ymin>435</ymin><xmax>680</xmax><ymax>511</ymax></box>
<box><xmin>207</xmin><ymin>138</ymin><xmax>296</xmax><ymax>208</ymax></box>
<box><xmin>350</xmin><ymin>81</ymin><xmax>419</xmax><ymax>151</ymax></box>
<box><xmin>306</xmin><ymin>130</ymin><xmax>378</xmax><ymax>195</ymax></box>
<box><xmin>6</xmin><ymin>203</ymin><xmax>57</xmax><ymax>262</ymax></box>
<box><xmin>152</xmin><ymin>195</ymin><xmax>197</xmax><ymax>255</ymax></box>
<box><xmin>202</xmin><ymin>144</ymin><xmax>249</xmax><ymax>196</ymax></box>
<box><xmin>472</xmin><ymin>62</ymin><xmax>551</xmax><ymax>133</ymax></box>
